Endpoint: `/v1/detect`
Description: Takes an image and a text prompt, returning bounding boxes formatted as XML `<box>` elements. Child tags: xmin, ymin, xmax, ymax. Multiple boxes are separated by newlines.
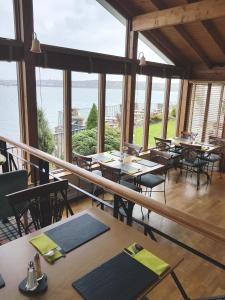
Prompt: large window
<box><xmin>0</xmin><ymin>0</ymin><xmax>15</xmax><ymax>38</ymax></box>
<box><xmin>148</xmin><ymin>78</ymin><xmax>166</xmax><ymax>146</ymax></box>
<box><xmin>188</xmin><ymin>83</ymin><xmax>225</xmax><ymax>142</ymax></box>
<box><xmin>71</xmin><ymin>72</ymin><xmax>98</xmax><ymax>156</ymax></box>
<box><xmin>104</xmin><ymin>75</ymin><xmax>123</xmax><ymax>151</ymax></box>
<box><xmin>36</xmin><ymin>68</ymin><xmax>64</xmax><ymax>158</ymax></box>
<box><xmin>0</xmin><ymin>62</ymin><xmax>20</xmax><ymax>141</ymax></box>
<box><xmin>133</xmin><ymin>75</ymin><xmax>146</xmax><ymax>146</ymax></box>
<box><xmin>167</xmin><ymin>79</ymin><xmax>180</xmax><ymax>139</ymax></box>
<box><xmin>33</xmin><ymin>0</ymin><xmax>126</xmax><ymax>56</ymax></box>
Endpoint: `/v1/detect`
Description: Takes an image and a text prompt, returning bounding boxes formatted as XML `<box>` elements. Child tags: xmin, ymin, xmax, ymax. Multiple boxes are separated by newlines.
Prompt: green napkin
<box><xmin>30</xmin><ymin>233</ymin><xmax>62</xmax><ymax>263</ymax></box>
<box><xmin>102</xmin><ymin>158</ymin><xmax>114</xmax><ymax>163</ymax></box>
<box><xmin>127</xmin><ymin>168</ymin><xmax>140</xmax><ymax>175</ymax></box>
<box><xmin>126</xmin><ymin>243</ymin><xmax>170</xmax><ymax>276</ymax></box>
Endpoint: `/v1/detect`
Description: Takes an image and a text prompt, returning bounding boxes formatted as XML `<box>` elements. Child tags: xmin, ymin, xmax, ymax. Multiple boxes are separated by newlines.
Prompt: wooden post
<box><xmin>162</xmin><ymin>79</ymin><xmax>171</xmax><ymax>139</ymax></box>
<box><xmin>98</xmin><ymin>74</ymin><xmax>106</xmax><ymax>153</ymax></box>
<box><xmin>176</xmin><ymin>80</ymin><xmax>189</xmax><ymax>137</ymax></box>
<box><xmin>63</xmin><ymin>70</ymin><xmax>72</xmax><ymax>162</ymax></box>
<box><xmin>123</xmin><ymin>19</ymin><xmax>138</xmax><ymax>144</ymax></box>
<box><xmin>201</xmin><ymin>83</ymin><xmax>212</xmax><ymax>142</ymax></box>
<box><xmin>14</xmin><ymin>0</ymin><xmax>38</xmax><ymax>149</ymax></box>
<box><xmin>143</xmin><ymin>76</ymin><xmax>152</xmax><ymax>150</ymax></box>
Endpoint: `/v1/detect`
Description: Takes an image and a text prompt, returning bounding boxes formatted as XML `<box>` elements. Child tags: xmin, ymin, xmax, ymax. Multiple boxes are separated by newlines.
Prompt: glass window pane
<box><xmin>36</xmin><ymin>68</ymin><xmax>64</xmax><ymax>159</ymax></box>
<box><xmin>71</xmin><ymin>72</ymin><xmax>98</xmax><ymax>156</ymax></box>
<box><xmin>133</xmin><ymin>75</ymin><xmax>146</xmax><ymax>146</ymax></box>
<box><xmin>167</xmin><ymin>79</ymin><xmax>180</xmax><ymax>139</ymax></box>
<box><xmin>0</xmin><ymin>62</ymin><xmax>20</xmax><ymax>141</ymax></box>
<box><xmin>33</xmin><ymin>0</ymin><xmax>126</xmax><ymax>56</ymax></box>
<box><xmin>148</xmin><ymin>78</ymin><xmax>166</xmax><ymax>147</ymax></box>
<box><xmin>105</xmin><ymin>75</ymin><xmax>123</xmax><ymax>151</ymax></box>
<box><xmin>0</xmin><ymin>0</ymin><xmax>15</xmax><ymax>38</ymax></box>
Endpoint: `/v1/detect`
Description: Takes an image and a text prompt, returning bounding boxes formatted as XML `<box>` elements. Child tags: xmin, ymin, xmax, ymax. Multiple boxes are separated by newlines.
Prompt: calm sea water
<box><xmin>0</xmin><ymin>85</ymin><xmax>179</xmax><ymax>141</ymax></box>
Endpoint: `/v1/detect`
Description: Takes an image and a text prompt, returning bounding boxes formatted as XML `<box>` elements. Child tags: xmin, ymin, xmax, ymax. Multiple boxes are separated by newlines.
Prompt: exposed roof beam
<box><xmin>185</xmin><ymin>0</ymin><xmax>225</xmax><ymax>55</ymax></box>
<box><xmin>150</xmin><ymin>0</ymin><xmax>212</xmax><ymax>68</ymax></box>
<box><xmin>133</xmin><ymin>0</ymin><xmax>225</xmax><ymax>31</ymax></box>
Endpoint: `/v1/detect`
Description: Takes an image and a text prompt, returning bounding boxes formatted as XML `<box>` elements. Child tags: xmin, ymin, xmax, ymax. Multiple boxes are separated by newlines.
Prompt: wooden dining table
<box><xmin>90</xmin><ymin>151</ymin><xmax>164</xmax><ymax>177</ymax></box>
<box><xmin>172</xmin><ymin>137</ymin><xmax>220</xmax><ymax>154</ymax></box>
<box><xmin>0</xmin><ymin>208</ymin><xmax>185</xmax><ymax>300</ymax></box>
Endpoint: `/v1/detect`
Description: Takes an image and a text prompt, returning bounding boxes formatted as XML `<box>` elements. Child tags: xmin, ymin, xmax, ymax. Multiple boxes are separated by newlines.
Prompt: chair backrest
<box><xmin>73</xmin><ymin>153</ymin><xmax>93</xmax><ymax>171</ymax></box>
<box><xmin>7</xmin><ymin>180</ymin><xmax>69</xmax><ymax>236</ymax></box>
<box><xmin>180</xmin><ymin>144</ymin><xmax>201</xmax><ymax>163</ymax></box>
<box><xmin>154</xmin><ymin>137</ymin><xmax>171</xmax><ymax>151</ymax></box>
<box><xmin>181</xmin><ymin>131</ymin><xmax>193</xmax><ymax>139</ymax></box>
<box><xmin>124</xmin><ymin>143</ymin><xmax>142</xmax><ymax>157</ymax></box>
<box><xmin>99</xmin><ymin>162</ymin><xmax>121</xmax><ymax>183</ymax></box>
<box><xmin>0</xmin><ymin>170</ymin><xmax>28</xmax><ymax>219</ymax></box>
<box><xmin>149</xmin><ymin>149</ymin><xmax>170</xmax><ymax>175</ymax></box>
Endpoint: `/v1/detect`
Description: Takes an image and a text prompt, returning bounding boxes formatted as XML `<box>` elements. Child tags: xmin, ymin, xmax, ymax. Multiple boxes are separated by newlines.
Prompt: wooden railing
<box><xmin>1</xmin><ymin>135</ymin><xmax>225</xmax><ymax>245</ymax></box>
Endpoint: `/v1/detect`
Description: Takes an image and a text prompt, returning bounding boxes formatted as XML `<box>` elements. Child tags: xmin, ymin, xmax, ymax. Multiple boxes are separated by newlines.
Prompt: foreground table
<box><xmin>0</xmin><ymin>208</ymin><xmax>185</xmax><ymax>300</ymax></box>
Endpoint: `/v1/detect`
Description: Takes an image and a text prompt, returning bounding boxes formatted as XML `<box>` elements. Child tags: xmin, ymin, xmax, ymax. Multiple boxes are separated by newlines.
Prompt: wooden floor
<box><xmin>70</xmin><ymin>170</ymin><xmax>225</xmax><ymax>300</ymax></box>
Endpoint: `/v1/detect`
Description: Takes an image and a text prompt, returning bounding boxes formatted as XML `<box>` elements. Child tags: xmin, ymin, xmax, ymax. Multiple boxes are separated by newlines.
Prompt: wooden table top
<box><xmin>173</xmin><ymin>138</ymin><xmax>220</xmax><ymax>153</ymax></box>
<box><xmin>90</xmin><ymin>152</ymin><xmax>164</xmax><ymax>177</ymax></box>
<box><xmin>0</xmin><ymin>208</ymin><xmax>183</xmax><ymax>300</ymax></box>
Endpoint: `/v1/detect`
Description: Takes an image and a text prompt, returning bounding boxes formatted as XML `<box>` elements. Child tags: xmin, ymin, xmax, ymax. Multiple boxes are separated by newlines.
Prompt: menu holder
<box><xmin>45</xmin><ymin>214</ymin><xmax>110</xmax><ymax>253</ymax></box>
<box><xmin>72</xmin><ymin>252</ymin><xmax>159</xmax><ymax>300</ymax></box>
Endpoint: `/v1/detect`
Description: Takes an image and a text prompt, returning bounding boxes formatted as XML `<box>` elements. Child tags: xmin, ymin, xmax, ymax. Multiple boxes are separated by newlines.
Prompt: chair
<box><xmin>7</xmin><ymin>180</ymin><xmax>71</xmax><ymax>237</ymax></box>
<box><xmin>181</xmin><ymin>131</ymin><xmax>193</xmax><ymax>139</ymax></box>
<box><xmin>124</xmin><ymin>143</ymin><xmax>142</xmax><ymax>157</ymax></box>
<box><xmin>154</xmin><ymin>137</ymin><xmax>171</xmax><ymax>152</ymax></box>
<box><xmin>99</xmin><ymin>162</ymin><xmax>141</xmax><ymax>221</ymax></box>
<box><xmin>137</xmin><ymin>151</ymin><xmax>169</xmax><ymax>219</ymax></box>
<box><xmin>73</xmin><ymin>152</ymin><xmax>102</xmax><ymax>176</ymax></box>
<box><xmin>0</xmin><ymin>170</ymin><xmax>28</xmax><ymax>222</ymax></box>
<box><xmin>203</xmin><ymin>136</ymin><xmax>224</xmax><ymax>181</ymax></box>
<box><xmin>179</xmin><ymin>143</ymin><xmax>208</xmax><ymax>189</ymax></box>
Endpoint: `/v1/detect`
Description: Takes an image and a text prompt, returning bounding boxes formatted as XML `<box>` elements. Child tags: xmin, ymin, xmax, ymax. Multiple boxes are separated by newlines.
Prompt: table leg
<box><xmin>113</xmin><ymin>195</ymin><xmax>120</xmax><ymax>219</ymax></box>
<box><xmin>171</xmin><ymin>271</ymin><xmax>190</xmax><ymax>300</ymax></box>
<box><xmin>127</xmin><ymin>201</ymin><xmax>134</xmax><ymax>226</ymax></box>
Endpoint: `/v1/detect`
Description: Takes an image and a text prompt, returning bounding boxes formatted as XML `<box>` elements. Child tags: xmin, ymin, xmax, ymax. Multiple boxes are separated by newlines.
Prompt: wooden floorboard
<box><xmin>69</xmin><ymin>171</ymin><xmax>225</xmax><ymax>300</ymax></box>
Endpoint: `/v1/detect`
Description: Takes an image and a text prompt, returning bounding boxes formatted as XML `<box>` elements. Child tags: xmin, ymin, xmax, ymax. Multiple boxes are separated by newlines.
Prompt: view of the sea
<box><xmin>0</xmin><ymin>85</ymin><xmax>179</xmax><ymax>141</ymax></box>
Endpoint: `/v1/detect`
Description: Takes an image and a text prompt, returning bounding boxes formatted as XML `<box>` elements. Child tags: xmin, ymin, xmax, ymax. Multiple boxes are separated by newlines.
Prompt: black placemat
<box><xmin>72</xmin><ymin>252</ymin><xmax>159</xmax><ymax>300</ymax></box>
<box><xmin>45</xmin><ymin>214</ymin><xmax>110</xmax><ymax>253</ymax></box>
<box><xmin>137</xmin><ymin>159</ymin><xmax>158</xmax><ymax>168</ymax></box>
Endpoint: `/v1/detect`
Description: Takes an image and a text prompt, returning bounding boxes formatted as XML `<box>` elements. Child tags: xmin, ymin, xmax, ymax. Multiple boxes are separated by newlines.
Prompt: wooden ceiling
<box><xmin>105</xmin><ymin>0</ymin><xmax>225</xmax><ymax>71</ymax></box>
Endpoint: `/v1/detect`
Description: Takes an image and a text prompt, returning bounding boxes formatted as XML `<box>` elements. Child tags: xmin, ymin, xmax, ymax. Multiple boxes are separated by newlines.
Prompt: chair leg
<box><xmin>141</xmin><ymin>206</ymin><xmax>144</xmax><ymax>220</ymax></box>
<box><xmin>147</xmin><ymin>189</ymin><xmax>152</xmax><ymax>219</ymax></box>
<box><xmin>163</xmin><ymin>181</ymin><xmax>166</xmax><ymax>204</ymax></box>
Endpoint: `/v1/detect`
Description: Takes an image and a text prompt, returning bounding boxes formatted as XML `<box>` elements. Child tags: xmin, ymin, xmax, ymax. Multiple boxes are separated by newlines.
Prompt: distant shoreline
<box><xmin>0</xmin><ymin>80</ymin><xmax>179</xmax><ymax>91</ymax></box>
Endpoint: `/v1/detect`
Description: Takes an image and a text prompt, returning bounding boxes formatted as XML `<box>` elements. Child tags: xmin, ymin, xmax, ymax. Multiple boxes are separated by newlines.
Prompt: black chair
<box><xmin>154</xmin><ymin>137</ymin><xmax>171</xmax><ymax>152</ymax></box>
<box><xmin>99</xmin><ymin>162</ymin><xmax>141</xmax><ymax>221</ymax></box>
<box><xmin>137</xmin><ymin>150</ymin><xmax>169</xmax><ymax>219</ymax></box>
<box><xmin>179</xmin><ymin>143</ymin><xmax>208</xmax><ymax>190</ymax></box>
<box><xmin>7</xmin><ymin>180</ymin><xmax>72</xmax><ymax>237</ymax></box>
<box><xmin>73</xmin><ymin>152</ymin><xmax>102</xmax><ymax>176</ymax></box>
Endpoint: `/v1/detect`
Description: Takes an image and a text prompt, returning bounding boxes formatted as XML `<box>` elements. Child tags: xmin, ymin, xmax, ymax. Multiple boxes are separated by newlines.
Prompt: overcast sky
<box><xmin>0</xmin><ymin>0</ymin><xmax>167</xmax><ymax>80</ymax></box>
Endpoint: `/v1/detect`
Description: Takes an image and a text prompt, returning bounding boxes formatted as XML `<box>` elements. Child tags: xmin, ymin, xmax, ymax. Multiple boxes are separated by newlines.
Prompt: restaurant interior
<box><xmin>0</xmin><ymin>0</ymin><xmax>225</xmax><ymax>299</ymax></box>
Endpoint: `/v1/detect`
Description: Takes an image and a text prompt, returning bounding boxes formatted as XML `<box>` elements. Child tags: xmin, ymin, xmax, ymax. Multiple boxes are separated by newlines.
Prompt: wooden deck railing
<box><xmin>1</xmin><ymin>135</ymin><xmax>225</xmax><ymax>245</ymax></box>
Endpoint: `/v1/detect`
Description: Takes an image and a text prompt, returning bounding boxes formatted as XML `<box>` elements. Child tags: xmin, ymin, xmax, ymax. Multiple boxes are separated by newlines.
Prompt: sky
<box><xmin>0</xmin><ymin>0</ymin><xmax>168</xmax><ymax>81</ymax></box>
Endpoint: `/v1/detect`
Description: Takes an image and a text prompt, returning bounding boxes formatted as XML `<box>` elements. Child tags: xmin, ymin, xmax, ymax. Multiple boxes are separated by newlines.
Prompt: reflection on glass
<box><xmin>36</xmin><ymin>68</ymin><xmax>64</xmax><ymax>159</ymax></box>
<box><xmin>0</xmin><ymin>62</ymin><xmax>20</xmax><ymax>141</ymax></box>
<box><xmin>71</xmin><ymin>72</ymin><xmax>98</xmax><ymax>156</ymax></box>
<box><xmin>0</xmin><ymin>0</ymin><xmax>15</xmax><ymax>38</ymax></box>
<box><xmin>104</xmin><ymin>75</ymin><xmax>123</xmax><ymax>151</ymax></box>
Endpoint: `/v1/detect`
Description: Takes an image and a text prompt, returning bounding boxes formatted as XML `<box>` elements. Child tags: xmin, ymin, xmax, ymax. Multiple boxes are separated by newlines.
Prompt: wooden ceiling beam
<box><xmin>150</xmin><ymin>0</ymin><xmax>213</xmax><ymax>68</ymax></box>
<box><xmin>133</xmin><ymin>0</ymin><xmax>225</xmax><ymax>32</ymax></box>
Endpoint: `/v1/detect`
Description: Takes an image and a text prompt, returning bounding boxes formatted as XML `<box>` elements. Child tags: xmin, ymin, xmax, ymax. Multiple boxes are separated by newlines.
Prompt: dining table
<box><xmin>0</xmin><ymin>207</ymin><xmax>186</xmax><ymax>300</ymax></box>
<box><xmin>172</xmin><ymin>137</ymin><xmax>220</xmax><ymax>154</ymax></box>
<box><xmin>89</xmin><ymin>151</ymin><xmax>165</xmax><ymax>225</ymax></box>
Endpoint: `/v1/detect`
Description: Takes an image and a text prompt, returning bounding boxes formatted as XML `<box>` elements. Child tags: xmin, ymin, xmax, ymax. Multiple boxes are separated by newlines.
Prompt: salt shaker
<box><xmin>25</xmin><ymin>261</ymin><xmax>39</xmax><ymax>291</ymax></box>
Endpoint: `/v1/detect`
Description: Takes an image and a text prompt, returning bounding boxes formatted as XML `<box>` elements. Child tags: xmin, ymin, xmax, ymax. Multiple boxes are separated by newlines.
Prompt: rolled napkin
<box><xmin>126</xmin><ymin>243</ymin><xmax>170</xmax><ymax>276</ymax></box>
<box><xmin>30</xmin><ymin>234</ymin><xmax>62</xmax><ymax>263</ymax></box>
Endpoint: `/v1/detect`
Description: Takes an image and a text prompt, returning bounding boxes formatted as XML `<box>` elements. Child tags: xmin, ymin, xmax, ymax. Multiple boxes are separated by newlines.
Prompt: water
<box><xmin>0</xmin><ymin>85</ymin><xmax>179</xmax><ymax>140</ymax></box>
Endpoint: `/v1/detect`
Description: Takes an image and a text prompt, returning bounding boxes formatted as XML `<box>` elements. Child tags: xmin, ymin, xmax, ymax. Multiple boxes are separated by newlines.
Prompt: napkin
<box><xmin>102</xmin><ymin>158</ymin><xmax>114</xmax><ymax>163</ymax></box>
<box><xmin>126</xmin><ymin>243</ymin><xmax>170</xmax><ymax>276</ymax></box>
<box><xmin>30</xmin><ymin>233</ymin><xmax>63</xmax><ymax>263</ymax></box>
<box><xmin>127</xmin><ymin>168</ymin><xmax>140</xmax><ymax>175</ymax></box>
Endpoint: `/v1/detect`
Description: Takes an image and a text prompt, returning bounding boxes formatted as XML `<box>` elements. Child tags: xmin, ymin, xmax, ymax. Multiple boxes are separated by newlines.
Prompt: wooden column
<box><xmin>123</xmin><ymin>19</ymin><xmax>138</xmax><ymax>144</ymax></box>
<box><xmin>14</xmin><ymin>0</ymin><xmax>38</xmax><ymax>148</ymax></box>
<box><xmin>176</xmin><ymin>80</ymin><xmax>189</xmax><ymax>136</ymax></box>
<box><xmin>98</xmin><ymin>74</ymin><xmax>106</xmax><ymax>153</ymax></box>
<box><xmin>162</xmin><ymin>79</ymin><xmax>171</xmax><ymax>139</ymax></box>
<box><xmin>143</xmin><ymin>76</ymin><xmax>152</xmax><ymax>150</ymax></box>
<box><xmin>201</xmin><ymin>83</ymin><xmax>212</xmax><ymax>142</ymax></box>
<box><xmin>63</xmin><ymin>70</ymin><xmax>72</xmax><ymax>162</ymax></box>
